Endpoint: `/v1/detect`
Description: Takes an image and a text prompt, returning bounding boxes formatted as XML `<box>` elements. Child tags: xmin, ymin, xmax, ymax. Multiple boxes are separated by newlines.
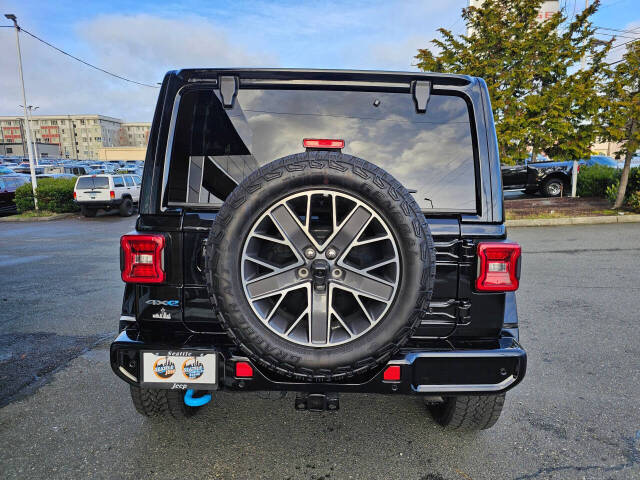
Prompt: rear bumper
<box><xmin>111</xmin><ymin>329</ymin><xmax>526</xmax><ymax>395</ymax></box>
<box><xmin>75</xmin><ymin>199</ymin><xmax>123</xmax><ymax>208</ymax></box>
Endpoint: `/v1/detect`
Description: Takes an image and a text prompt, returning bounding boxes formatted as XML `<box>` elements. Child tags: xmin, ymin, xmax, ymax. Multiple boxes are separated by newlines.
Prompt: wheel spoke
<box><xmin>326</xmin><ymin>206</ymin><xmax>371</xmax><ymax>257</ymax></box>
<box><xmin>363</xmin><ymin>258</ymin><xmax>397</xmax><ymax>273</ymax></box>
<box><xmin>334</xmin><ymin>268</ymin><xmax>394</xmax><ymax>302</ymax></box>
<box><xmin>246</xmin><ymin>268</ymin><xmax>302</xmax><ymax>300</ymax></box>
<box><xmin>285</xmin><ymin>308</ymin><xmax>309</xmax><ymax>336</ymax></box>
<box><xmin>270</xmin><ymin>204</ymin><xmax>314</xmax><ymax>255</ymax></box>
<box><xmin>310</xmin><ymin>288</ymin><xmax>329</xmax><ymax>344</ymax></box>
<box><xmin>353</xmin><ymin>293</ymin><xmax>374</xmax><ymax>324</ymax></box>
<box><xmin>330</xmin><ymin>304</ymin><xmax>353</xmax><ymax>337</ymax></box>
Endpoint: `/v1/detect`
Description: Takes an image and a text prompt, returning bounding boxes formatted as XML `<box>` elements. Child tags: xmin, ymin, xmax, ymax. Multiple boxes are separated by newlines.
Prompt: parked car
<box><xmin>36</xmin><ymin>173</ymin><xmax>77</xmax><ymax>180</ymax></box>
<box><xmin>0</xmin><ymin>175</ymin><xmax>30</xmax><ymax>215</ymax></box>
<box><xmin>110</xmin><ymin>68</ymin><xmax>527</xmax><ymax>431</ymax></box>
<box><xmin>73</xmin><ymin>173</ymin><xmax>141</xmax><ymax>217</ymax></box>
<box><xmin>64</xmin><ymin>165</ymin><xmax>97</xmax><ymax>176</ymax></box>
<box><xmin>502</xmin><ymin>154</ymin><xmax>620</xmax><ymax>197</ymax></box>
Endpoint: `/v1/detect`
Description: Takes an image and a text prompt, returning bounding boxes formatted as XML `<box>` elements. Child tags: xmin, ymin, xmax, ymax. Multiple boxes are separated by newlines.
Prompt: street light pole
<box><xmin>5</xmin><ymin>13</ymin><xmax>38</xmax><ymax>210</ymax></box>
<box><xmin>20</xmin><ymin>105</ymin><xmax>40</xmax><ymax>166</ymax></box>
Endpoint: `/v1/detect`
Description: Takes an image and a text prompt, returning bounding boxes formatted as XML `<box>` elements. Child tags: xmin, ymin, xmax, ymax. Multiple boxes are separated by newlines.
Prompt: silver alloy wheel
<box><xmin>240</xmin><ymin>190</ymin><xmax>400</xmax><ymax>347</ymax></box>
<box><xmin>547</xmin><ymin>181</ymin><xmax>562</xmax><ymax>196</ymax></box>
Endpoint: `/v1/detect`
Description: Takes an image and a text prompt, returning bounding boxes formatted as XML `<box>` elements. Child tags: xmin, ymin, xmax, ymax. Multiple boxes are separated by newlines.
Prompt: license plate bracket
<box><xmin>140</xmin><ymin>350</ymin><xmax>218</xmax><ymax>390</ymax></box>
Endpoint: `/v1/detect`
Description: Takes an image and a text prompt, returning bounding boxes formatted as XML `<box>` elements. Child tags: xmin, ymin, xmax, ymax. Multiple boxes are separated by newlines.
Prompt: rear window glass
<box><xmin>166</xmin><ymin>87</ymin><xmax>477</xmax><ymax>212</ymax></box>
<box><xmin>76</xmin><ymin>176</ymin><xmax>109</xmax><ymax>189</ymax></box>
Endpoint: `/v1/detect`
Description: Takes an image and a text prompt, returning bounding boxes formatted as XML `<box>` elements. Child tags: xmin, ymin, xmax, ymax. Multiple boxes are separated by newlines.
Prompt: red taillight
<box><xmin>383</xmin><ymin>365</ymin><xmax>401</xmax><ymax>381</ymax></box>
<box><xmin>303</xmin><ymin>138</ymin><xmax>345</xmax><ymax>149</ymax></box>
<box><xmin>235</xmin><ymin>361</ymin><xmax>253</xmax><ymax>378</ymax></box>
<box><xmin>73</xmin><ymin>191</ymin><xmax>77</xmax><ymax>199</ymax></box>
<box><xmin>110</xmin><ymin>190</ymin><xmax>115</xmax><ymax>199</ymax></box>
<box><xmin>476</xmin><ymin>242</ymin><xmax>521</xmax><ymax>292</ymax></box>
<box><xmin>120</xmin><ymin>234</ymin><xmax>165</xmax><ymax>284</ymax></box>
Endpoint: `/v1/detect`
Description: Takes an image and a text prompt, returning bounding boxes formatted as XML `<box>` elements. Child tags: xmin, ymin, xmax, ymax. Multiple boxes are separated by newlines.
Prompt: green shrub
<box><xmin>14</xmin><ymin>177</ymin><xmax>79</xmax><ymax>213</ymax></box>
<box><xmin>601</xmin><ymin>167</ymin><xmax>640</xmax><ymax>207</ymax></box>
<box><xmin>14</xmin><ymin>182</ymin><xmax>36</xmax><ymax>212</ymax></box>
<box><xmin>576</xmin><ymin>164</ymin><xmax>620</xmax><ymax>198</ymax></box>
<box><xmin>605</xmin><ymin>181</ymin><xmax>619</xmax><ymax>204</ymax></box>
<box><xmin>627</xmin><ymin>167</ymin><xmax>640</xmax><ymax>194</ymax></box>
<box><xmin>627</xmin><ymin>190</ymin><xmax>640</xmax><ymax>213</ymax></box>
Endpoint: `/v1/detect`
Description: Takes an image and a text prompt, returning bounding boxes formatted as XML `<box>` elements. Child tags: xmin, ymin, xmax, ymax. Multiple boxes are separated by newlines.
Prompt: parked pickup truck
<box><xmin>502</xmin><ymin>155</ymin><xmax>618</xmax><ymax>197</ymax></box>
<box><xmin>110</xmin><ymin>68</ymin><xmax>527</xmax><ymax>431</ymax></box>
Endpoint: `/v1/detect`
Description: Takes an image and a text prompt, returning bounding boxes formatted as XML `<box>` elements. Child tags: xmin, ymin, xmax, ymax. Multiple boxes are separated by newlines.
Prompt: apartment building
<box><xmin>0</xmin><ymin>115</ymin><xmax>150</xmax><ymax>160</ymax></box>
<box><xmin>118</xmin><ymin>122</ymin><xmax>151</xmax><ymax>147</ymax></box>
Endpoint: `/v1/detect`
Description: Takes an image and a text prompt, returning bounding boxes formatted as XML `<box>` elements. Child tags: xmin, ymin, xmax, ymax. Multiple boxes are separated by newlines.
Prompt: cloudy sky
<box><xmin>1</xmin><ymin>0</ymin><xmax>638</xmax><ymax>121</ymax></box>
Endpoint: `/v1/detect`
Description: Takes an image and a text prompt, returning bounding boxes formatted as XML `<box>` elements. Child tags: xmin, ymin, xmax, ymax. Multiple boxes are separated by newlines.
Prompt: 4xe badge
<box><xmin>146</xmin><ymin>299</ymin><xmax>179</xmax><ymax>307</ymax></box>
<box><xmin>153</xmin><ymin>357</ymin><xmax>176</xmax><ymax>379</ymax></box>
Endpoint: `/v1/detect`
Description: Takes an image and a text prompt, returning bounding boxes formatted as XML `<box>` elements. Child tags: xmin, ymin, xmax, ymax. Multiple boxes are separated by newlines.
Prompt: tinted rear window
<box><xmin>166</xmin><ymin>87</ymin><xmax>477</xmax><ymax>211</ymax></box>
<box><xmin>76</xmin><ymin>177</ymin><xmax>109</xmax><ymax>189</ymax></box>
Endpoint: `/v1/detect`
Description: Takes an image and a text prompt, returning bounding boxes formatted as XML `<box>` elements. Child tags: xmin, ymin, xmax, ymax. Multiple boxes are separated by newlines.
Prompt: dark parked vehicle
<box><xmin>502</xmin><ymin>154</ymin><xmax>620</xmax><ymax>196</ymax></box>
<box><xmin>110</xmin><ymin>69</ymin><xmax>526</xmax><ymax>430</ymax></box>
<box><xmin>0</xmin><ymin>175</ymin><xmax>30</xmax><ymax>215</ymax></box>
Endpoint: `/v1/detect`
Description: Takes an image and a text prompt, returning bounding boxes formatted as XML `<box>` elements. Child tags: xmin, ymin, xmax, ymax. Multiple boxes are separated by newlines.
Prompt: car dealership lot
<box><xmin>0</xmin><ymin>218</ymin><xmax>639</xmax><ymax>479</ymax></box>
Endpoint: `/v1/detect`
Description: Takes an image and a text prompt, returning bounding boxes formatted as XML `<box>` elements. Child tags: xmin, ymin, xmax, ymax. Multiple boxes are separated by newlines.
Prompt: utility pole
<box><xmin>5</xmin><ymin>13</ymin><xmax>38</xmax><ymax>209</ymax></box>
<box><xmin>20</xmin><ymin>105</ymin><xmax>40</xmax><ymax>166</ymax></box>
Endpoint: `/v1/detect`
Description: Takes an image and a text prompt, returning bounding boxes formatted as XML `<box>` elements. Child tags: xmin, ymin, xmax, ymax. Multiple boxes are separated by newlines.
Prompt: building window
<box><xmin>51</xmin><ymin>120</ymin><xmax>57</xmax><ymax>125</ymax></box>
<box><xmin>6</xmin><ymin>147</ymin><xmax>12</xmax><ymax>154</ymax></box>
<box><xmin>80</xmin><ymin>119</ymin><xmax>85</xmax><ymax>125</ymax></box>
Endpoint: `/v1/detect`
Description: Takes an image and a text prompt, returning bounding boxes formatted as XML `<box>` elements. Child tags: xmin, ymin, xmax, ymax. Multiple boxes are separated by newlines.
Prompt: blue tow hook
<box><xmin>184</xmin><ymin>389</ymin><xmax>212</xmax><ymax>407</ymax></box>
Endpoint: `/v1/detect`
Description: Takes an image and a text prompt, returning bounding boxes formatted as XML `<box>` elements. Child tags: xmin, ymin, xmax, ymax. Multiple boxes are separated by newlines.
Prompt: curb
<box><xmin>506</xmin><ymin>214</ymin><xmax>640</xmax><ymax>227</ymax></box>
<box><xmin>0</xmin><ymin>213</ymin><xmax>76</xmax><ymax>223</ymax></box>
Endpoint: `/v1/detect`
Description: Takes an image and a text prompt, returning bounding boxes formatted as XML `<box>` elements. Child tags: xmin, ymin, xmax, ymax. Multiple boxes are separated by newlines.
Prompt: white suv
<box><xmin>73</xmin><ymin>174</ymin><xmax>141</xmax><ymax>217</ymax></box>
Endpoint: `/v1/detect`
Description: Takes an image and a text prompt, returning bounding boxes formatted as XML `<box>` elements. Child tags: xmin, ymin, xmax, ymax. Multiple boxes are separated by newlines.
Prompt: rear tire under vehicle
<box><xmin>427</xmin><ymin>394</ymin><xmax>505</xmax><ymax>431</ymax></box>
<box><xmin>129</xmin><ymin>386</ymin><xmax>200</xmax><ymax>418</ymax></box>
<box><xmin>119</xmin><ymin>198</ymin><xmax>133</xmax><ymax>217</ymax></box>
<box><xmin>80</xmin><ymin>206</ymin><xmax>97</xmax><ymax>217</ymax></box>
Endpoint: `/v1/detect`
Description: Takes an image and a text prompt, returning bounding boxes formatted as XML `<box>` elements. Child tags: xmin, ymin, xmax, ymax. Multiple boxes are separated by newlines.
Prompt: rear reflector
<box><xmin>235</xmin><ymin>361</ymin><xmax>253</xmax><ymax>378</ymax></box>
<box><xmin>476</xmin><ymin>242</ymin><xmax>521</xmax><ymax>292</ymax></box>
<box><xmin>383</xmin><ymin>365</ymin><xmax>401</xmax><ymax>381</ymax></box>
<box><xmin>303</xmin><ymin>138</ymin><xmax>345</xmax><ymax>149</ymax></box>
<box><xmin>120</xmin><ymin>234</ymin><xmax>165</xmax><ymax>284</ymax></box>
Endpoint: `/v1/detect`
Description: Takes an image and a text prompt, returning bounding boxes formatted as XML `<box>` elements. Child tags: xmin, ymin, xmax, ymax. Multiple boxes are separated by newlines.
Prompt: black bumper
<box><xmin>111</xmin><ymin>329</ymin><xmax>526</xmax><ymax>395</ymax></box>
<box><xmin>75</xmin><ymin>199</ymin><xmax>123</xmax><ymax>209</ymax></box>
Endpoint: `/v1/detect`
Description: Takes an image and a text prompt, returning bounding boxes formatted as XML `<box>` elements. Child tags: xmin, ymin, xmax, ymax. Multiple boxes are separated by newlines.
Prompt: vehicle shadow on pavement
<box><xmin>1</xmin><ymin>345</ymin><xmax>638</xmax><ymax>480</ymax></box>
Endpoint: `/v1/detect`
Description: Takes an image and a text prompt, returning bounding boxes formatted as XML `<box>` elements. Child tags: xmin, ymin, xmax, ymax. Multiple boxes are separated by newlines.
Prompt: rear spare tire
<box><xmin>206</xmin><ymin>152</ymin><xmax>435</xmax><ymax>381</ymax></box>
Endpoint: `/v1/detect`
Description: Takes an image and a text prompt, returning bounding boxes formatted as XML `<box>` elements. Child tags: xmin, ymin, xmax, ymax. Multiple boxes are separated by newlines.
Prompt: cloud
<box><xmin>0</xmin><ymin>14</ymin><xmax>277</xmax><ymax>121</ymax></box>
<box><xmin>0</xmin><ymin>1</ymin><xmax>465</xmax><ymax>120</ymax></box>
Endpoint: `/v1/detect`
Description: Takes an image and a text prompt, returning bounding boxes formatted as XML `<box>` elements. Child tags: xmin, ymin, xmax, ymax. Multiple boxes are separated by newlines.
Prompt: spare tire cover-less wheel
<box><xmin>205</xmin><ymin>152</ymin><xmax>435</xmax><ymax>381</ymax></box>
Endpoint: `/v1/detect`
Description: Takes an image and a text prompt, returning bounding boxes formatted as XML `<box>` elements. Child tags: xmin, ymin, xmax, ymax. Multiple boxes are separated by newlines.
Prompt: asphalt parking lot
<box><xmin>0</xmin><ymin>217</ymin><xmax>639</xmax><ymax>480</ymax></box>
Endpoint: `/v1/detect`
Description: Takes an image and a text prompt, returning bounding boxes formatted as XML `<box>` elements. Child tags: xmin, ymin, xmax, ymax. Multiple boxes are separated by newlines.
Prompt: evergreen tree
<box><xmin>415</xmin><ymin>0</ymin><xmax>610</xmax><ymax>165</ymax></box>
<box><xmin>600</xmin><ymin>40</ymin><xmax>640</xmax><ymax>209</ymax></box>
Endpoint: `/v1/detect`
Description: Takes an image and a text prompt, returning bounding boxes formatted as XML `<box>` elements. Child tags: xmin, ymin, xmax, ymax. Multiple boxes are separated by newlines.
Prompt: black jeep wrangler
<box><xmin>111</xmin><ymin>69</ymin><xmax>526</xmax><ymax>430</ymax></box>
